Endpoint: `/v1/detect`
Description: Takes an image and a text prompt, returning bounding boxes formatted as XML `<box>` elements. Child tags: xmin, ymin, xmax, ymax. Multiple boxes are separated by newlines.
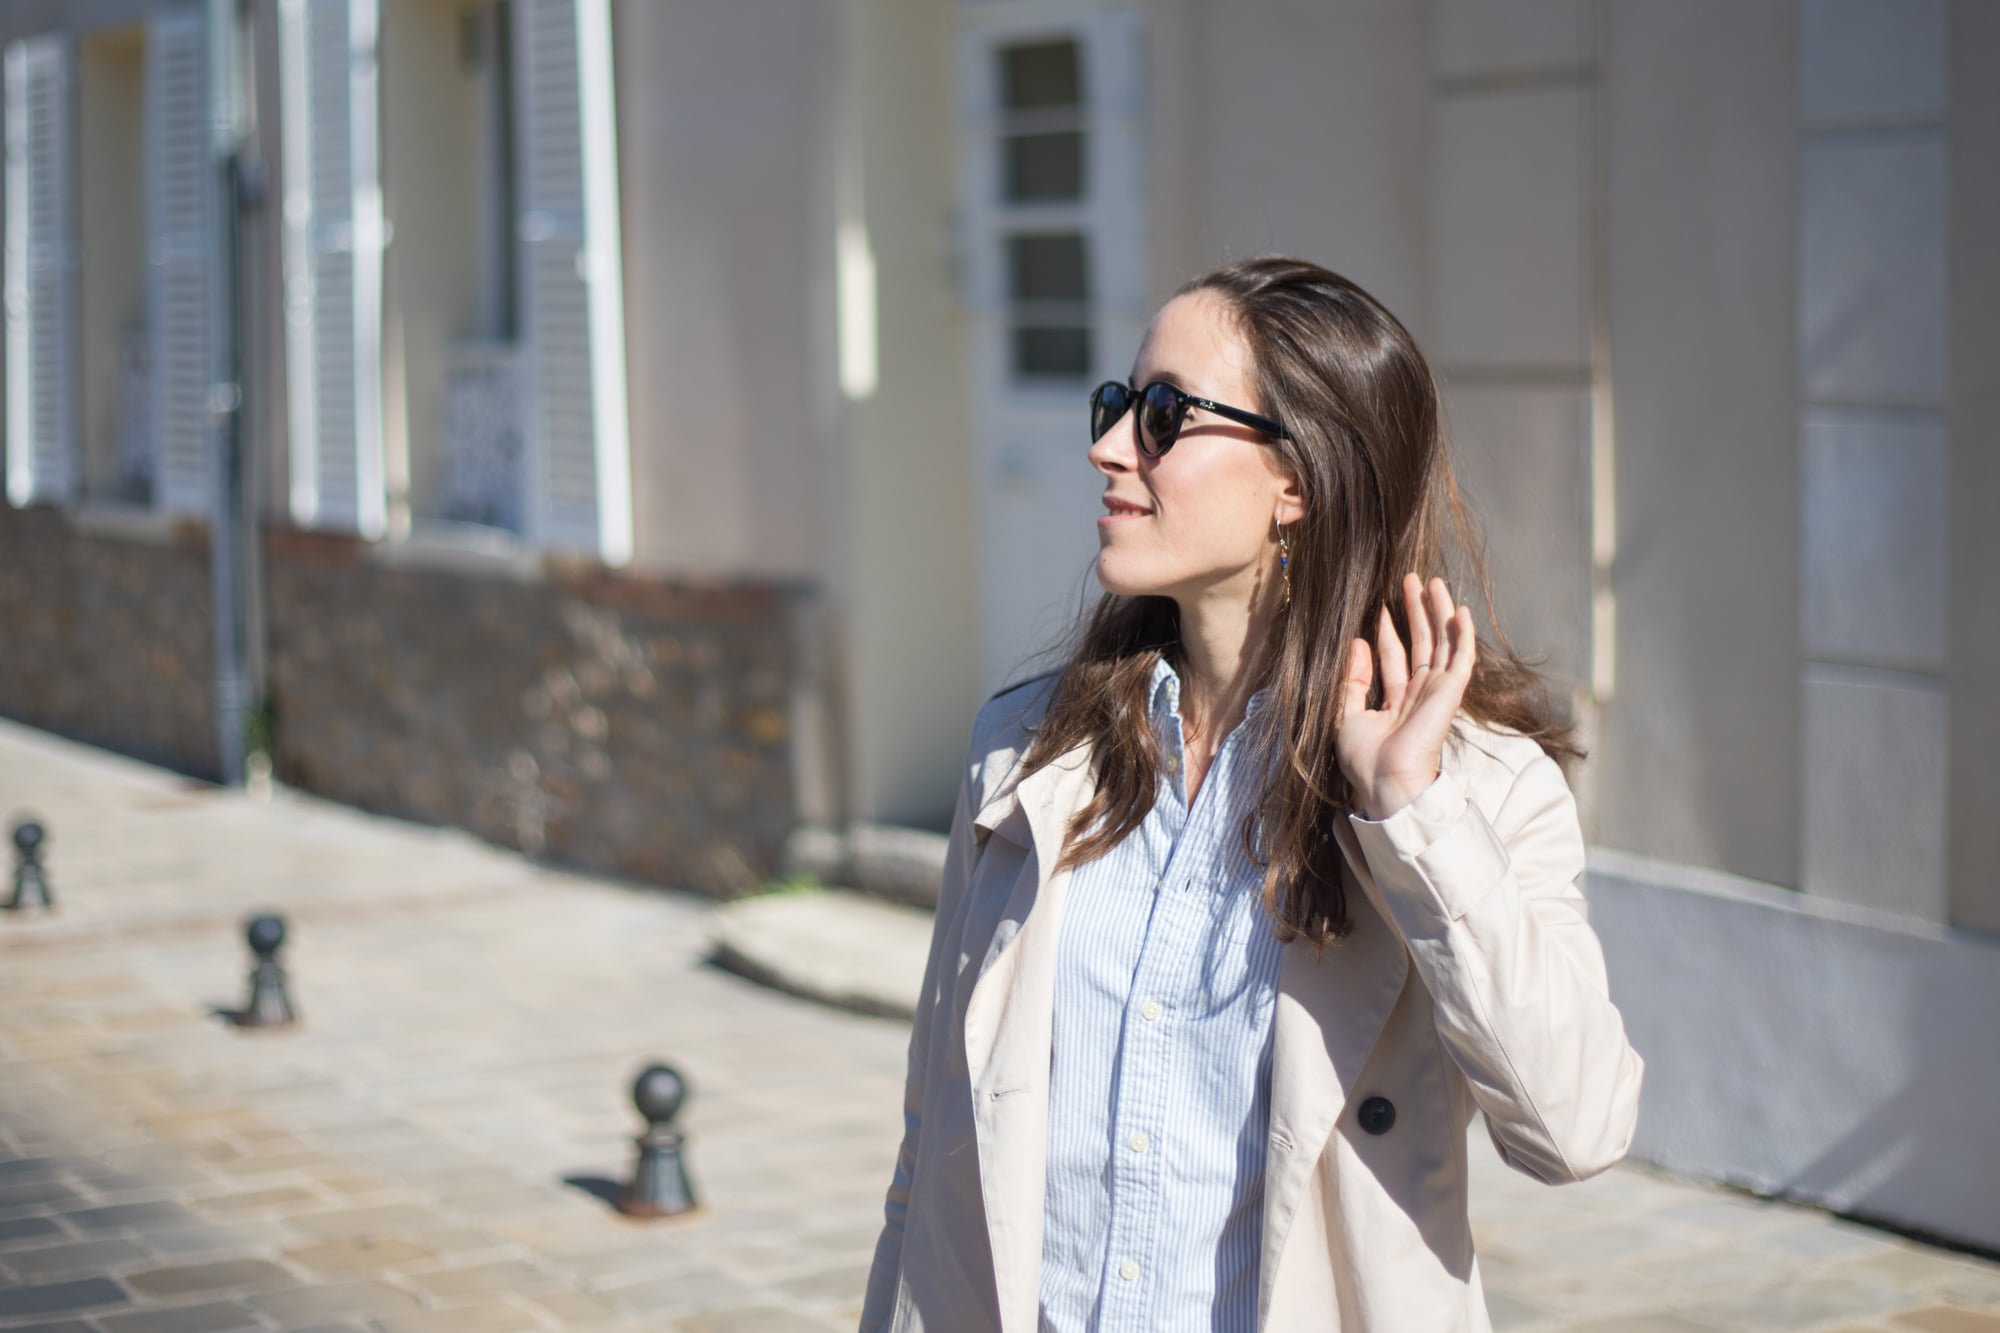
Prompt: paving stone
<box><xmin>281</xmin><ymin>1205</ymin><xmax>461</xmax><ymax>1240</ymax></box>
<box><xmin>282</xmin><ymin>1235</ymin><xmax>436</xmax><ymax>1275</ymax></box>
<box><xmin>1483</xmin><ymin>1289</ymin><xmax>1560</xmax><ymax>1330</ymax></box>
<box><xmin>246</xmin><ymin>1281</ymin><xmax>423</xmax><ymax>1321</ymax></box>
<box><xmin>599</xmin><ymin>1262</ymin><xmax>763</xmax><ymax>1315</ymax></box>
<box><xmin>774</xmin><ymin>1262</ymin><xmax>865</xmax><ymax>1305</ymax></box>
<box><xmin>0</xmin><ymin>1215</ymin><xmax>68</xmax><ymax>1246</ymax></box>
<box><xmin>123</xmin><ymin>1257</ymin><xmax>296</xmax><ymax>1299</ymax></box>
<box><xmin>95</xmin><ymin>1300</ymin><xmax>265</xmax><ymax>1333</ymax></box>
<box><xmin>368</xmin><ymin>1307</ymin><xmax>544</xmax><ymax>1333</ymax></box>
<box><xmin>1838</xmin><ymin>1248</ymin><xmax>2000</xmax><ymax>1310</ymax></box>
<box><xmin>398</xmin><ymin>1258</ymin><xmax>566</xmax><ymax>1300</ymax></box>
<box><xmin>61</xmin><ymin>1201</ymin><xmax>202</xmax><ymax>1236</ymax></box>
<box><xmin>1561</xmin><ymin>1317</ymin><xmax>1728</xmax><ymax>1332</ymax></box>
<box><xmin>0</xmin><ymin>1322</ymin><xmax>96</xmax><ymax>1333</ymax></box>
<box><xmin>0</xmin><ymin>1179</ymin><xmax>91</xmax><ymax>1213</ymax></box>
<box><xmin>523</xmin><ymin>1289</ymin><xmax>629</xmax><ymax>1323</ymax></box>
<box><xmin>1890</xmin><ymin>1308</ymin><xmax>2000</xmax><ymax>1332</ymax></box>
<box><xmin>140</xmin><ymin>1222</ymin><xmax>290</xmax><ymax>1261</ymax></box>
<box><xmin>1</xmin><ymin>1237</ymin><xmax>152</xmax><ymax>1281</ymax></box>
<box><xmin>190</xmin><ymin>1185</ymin><xmax>325</xmax><ymax>1216</ymax></box>
<box><xmin>670</xmin><ymin>1307</ymin><xmax>841</xmax><ymax>1333</ymax></box>
<box><xmin>1680</xmin><ymin>1274</ymin><xmax>1919</xmax><ymax>1329</ymax></box>
<box><xmin>0</xmin><ymin>1276</ymin><xmax>130</xmax><ymax>1318</ymax></box>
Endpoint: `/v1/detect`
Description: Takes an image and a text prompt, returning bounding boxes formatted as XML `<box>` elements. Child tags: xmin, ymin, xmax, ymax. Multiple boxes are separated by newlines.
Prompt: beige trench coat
<box><xmin>860</xmin><ymin>674</ymin><xmax>1644</xmax><ymax>1332</ymax></box>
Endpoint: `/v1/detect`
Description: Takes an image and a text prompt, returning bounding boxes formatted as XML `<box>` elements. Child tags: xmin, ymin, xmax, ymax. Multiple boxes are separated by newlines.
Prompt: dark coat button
<box><xmin>1357</xmin><ymin>1095</ymin><xmax>1396</xmax><ymax>1135</ymax></box>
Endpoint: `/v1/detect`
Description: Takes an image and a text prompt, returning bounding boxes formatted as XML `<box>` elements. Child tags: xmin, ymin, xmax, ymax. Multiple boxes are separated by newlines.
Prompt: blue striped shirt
<box><xmin>1038</xmin><ymin>656</ymin><xmax>1287</xmax><ymax>1333</ymax></box>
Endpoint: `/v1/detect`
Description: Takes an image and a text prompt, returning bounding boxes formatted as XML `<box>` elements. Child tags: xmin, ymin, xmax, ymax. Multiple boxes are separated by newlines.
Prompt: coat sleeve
<box><xmin>859</xmin><ymin>756</ymin><xmax>982</xmax><ymax>1329</ymax></box>
<box><xmin>1347</xmin><ymin>747</ymin><xmax>1645</xmax><ymax>1184</ymax></box>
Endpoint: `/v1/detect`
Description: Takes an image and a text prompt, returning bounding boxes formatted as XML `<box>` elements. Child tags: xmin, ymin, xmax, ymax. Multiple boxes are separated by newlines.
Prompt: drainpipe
<box><xmin>207</xmin><ymin>0</ymin><xmax>258</xmax><ymax>787</ymax></box>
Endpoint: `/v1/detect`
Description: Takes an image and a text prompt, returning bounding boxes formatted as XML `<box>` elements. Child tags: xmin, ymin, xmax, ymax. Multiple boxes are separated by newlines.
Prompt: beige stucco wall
<box><xmin>1151</xmin><ymin>0</ymin><xmax>1430</xmax><ymax>335</ymax></box>
<box><xmin>1593</xmin><ymin>0</ymin><xmax>1801</xmax><ymax>886</ymax></box>
<box><xmin>612</xmin><ymin>0</ymin><xmax>839</xmax><ymax>585</ymax></box>
<box><xmin>608</xmin><ymin>0</ymin><xmax>981</xmax><ymax>827</ymax></box>
<box><xmin>837</xmin><ymin>0</ymin><xmax>979</xmax><ymax>826</ymax></box>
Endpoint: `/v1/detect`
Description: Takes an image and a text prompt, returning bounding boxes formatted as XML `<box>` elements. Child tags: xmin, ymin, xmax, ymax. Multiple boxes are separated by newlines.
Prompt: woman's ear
<box><xmin>1274</xmin><ymin>470</ymin><xmax>1307</xmax><ymax>528</ymax></box>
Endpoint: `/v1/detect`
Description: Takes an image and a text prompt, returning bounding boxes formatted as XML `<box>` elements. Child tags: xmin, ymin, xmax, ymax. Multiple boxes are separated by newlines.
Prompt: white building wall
<box><xmin>1593</xmin><ymin>0</ymin><xmax>1801</xmax><ymax>885</ymax></box>
<box><xmin>1796</xmin><ymin>0</ymin><xmax>1951</xmax><ymax>924</ymax></box>
<box><xmin>1424</xmin><ymin>0</ymin><xmax>1596</xmax><ymax>752</ymax></box>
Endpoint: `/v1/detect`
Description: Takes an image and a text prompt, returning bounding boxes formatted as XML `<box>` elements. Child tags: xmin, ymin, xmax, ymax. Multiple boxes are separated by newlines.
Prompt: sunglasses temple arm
<box><xmin>1195</xmin><ymin>397</ymin><xmax>1290</xmax><ymax>441</ymax></box>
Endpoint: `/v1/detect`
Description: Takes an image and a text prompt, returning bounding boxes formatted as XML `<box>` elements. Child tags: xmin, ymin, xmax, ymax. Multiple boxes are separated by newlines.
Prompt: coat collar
<box><xmin>962</xmin><ymin>730</ymin><xmax>1412</xmax><ymax>1333</ymax></box>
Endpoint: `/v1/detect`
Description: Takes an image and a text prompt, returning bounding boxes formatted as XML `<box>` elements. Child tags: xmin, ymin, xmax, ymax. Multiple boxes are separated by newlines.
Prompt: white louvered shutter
<box><xmin>278</xmin><ymin>0</ymin><xmax>385</xmax><ymax>536</ymax></box>
<box><xmin>145</xmin><ymin>7</ymin><xmax>221</xmax><ymax>517</ymax></box>
<box><xmin>3</xmin><ymin>34</ymin><xmax>77</xmax><ymax>507</ymax></box>
<box><xmin>513</xmin><ymin>0</ymin><xmax>632</xmax><ymax>564</ymax></box>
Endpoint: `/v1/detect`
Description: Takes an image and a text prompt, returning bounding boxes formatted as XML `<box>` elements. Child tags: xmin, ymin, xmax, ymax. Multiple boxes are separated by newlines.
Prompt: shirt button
<box><xmin>1119</xmin><ymin>1260</ymin><xmax>1140</xmax><ymax>1281</ymax></box>
<box><xmin>1163</xmin><ymin>755</ymin><xmax>1180</xmax><ymax>774</ymax></box>
<box><xmin>1141</xmin><ymin>1000</ymin><xmax>1162</xmax><ymax>1021</ymax></box>
<box><xmin>1128</xmin><ymin>1131</ymin><xmax>1149</xmax><ymax>1152</ymax></box>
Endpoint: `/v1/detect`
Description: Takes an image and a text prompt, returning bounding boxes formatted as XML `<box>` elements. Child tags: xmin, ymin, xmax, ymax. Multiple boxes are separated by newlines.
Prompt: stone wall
<box><xmin>0</xmin><ymin>505</ymin><xmax>219</xmax><ymax>778</ymax></box>
<box><xmin>0</xmin><ymin>505</ymin><xmax>808</xmax><ymax>897</ymax></box>
<box><xmin>261</xmin><ymin>529</ymin><xmax>804</xmax><ymax>897</ymax></box>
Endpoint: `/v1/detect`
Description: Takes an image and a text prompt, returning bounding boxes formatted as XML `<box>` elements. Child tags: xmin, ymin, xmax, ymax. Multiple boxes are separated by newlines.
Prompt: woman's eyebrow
<box><xmin>1131</xmin><ymin>366</ymin><xmax>1188</xmax><ymax>390</ymax></box>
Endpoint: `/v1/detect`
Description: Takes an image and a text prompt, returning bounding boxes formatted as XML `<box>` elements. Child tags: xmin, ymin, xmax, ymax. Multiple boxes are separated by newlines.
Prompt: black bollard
<box><xmin>6</xmin><ymin>818</ymin><xmax>52</xmax><ymax>912</ymax></box>
<box><xmin>239</xmin><ymin>913</ymin><xmax>298</xmax><ymax>1028</ymax></box>
<box><xmin>619</xmin><ymin>1063</ymin><xmax>697</xmax><ymax>1218</ymax></box>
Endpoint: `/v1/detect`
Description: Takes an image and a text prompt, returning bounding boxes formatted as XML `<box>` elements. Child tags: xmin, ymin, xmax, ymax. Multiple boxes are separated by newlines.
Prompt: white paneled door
<box><xmin>958</xmin><ymin>9</ymin><xmax>1148</xmax><ymax>695</ymax></box>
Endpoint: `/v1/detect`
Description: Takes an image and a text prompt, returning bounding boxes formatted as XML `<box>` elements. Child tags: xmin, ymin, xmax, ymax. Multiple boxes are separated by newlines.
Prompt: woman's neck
<box><xmin>1173</xmin><ymin>581</ymin><xmax>1280</xmax><ymax>746</ymax></box>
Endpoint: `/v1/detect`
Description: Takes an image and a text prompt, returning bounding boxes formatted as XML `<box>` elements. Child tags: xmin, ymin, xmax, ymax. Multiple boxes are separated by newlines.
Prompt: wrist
<box><xmin>1356</xmin><ymin>770</ymin><xmax>1440</xmax><ymax>822</ymax></box>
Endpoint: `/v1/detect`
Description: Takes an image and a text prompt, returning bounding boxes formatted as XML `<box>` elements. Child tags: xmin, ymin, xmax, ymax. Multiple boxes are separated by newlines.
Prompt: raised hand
<box><xmin>1337</xmin><ymin>572</ymin><xmax>1478</xmax><ymax>821</ymax></box>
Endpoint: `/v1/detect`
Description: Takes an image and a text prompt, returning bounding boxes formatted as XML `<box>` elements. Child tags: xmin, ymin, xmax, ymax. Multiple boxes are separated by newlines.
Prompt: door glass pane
<box><xmin>1012</xmin><ymin>325</ymin><xmax>1091</xmax><ymax>378</ymax></box>
<box><xmin>1003</xmin><ymin>131</ymin><xmax>1082</xmax><ymax>201</ymax></box>
<box><xmin>999</xmin><ymin>39</ymin><xmax>1080</xmax><ymax>110</ymax></box>
<box><xmin>1007</xmin><ymin>233</ymin><xmax>1089</xmax><ymax>302</ymax></box>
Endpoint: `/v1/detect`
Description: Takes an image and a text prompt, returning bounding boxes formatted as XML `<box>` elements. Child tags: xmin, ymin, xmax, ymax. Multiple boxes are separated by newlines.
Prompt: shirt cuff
<box><xmin>1348</xmin><ymin>770</ymin><xmax>1468</xmax><ymax>860</ymax></box>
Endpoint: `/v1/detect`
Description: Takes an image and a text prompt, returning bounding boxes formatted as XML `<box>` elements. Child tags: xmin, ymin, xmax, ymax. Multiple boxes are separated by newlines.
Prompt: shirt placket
<box><xmin>1096</xmin><ymin>689</ymin><xmax>1227</xmax><ymax>1326</ymax></box>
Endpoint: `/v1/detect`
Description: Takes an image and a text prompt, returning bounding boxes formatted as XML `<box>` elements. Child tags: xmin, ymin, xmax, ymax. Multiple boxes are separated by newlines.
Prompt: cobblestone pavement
<box><xmin>2</xmin><ymin>719</ymin><xmax>1997</xmax><ymax>1332</ymax></box>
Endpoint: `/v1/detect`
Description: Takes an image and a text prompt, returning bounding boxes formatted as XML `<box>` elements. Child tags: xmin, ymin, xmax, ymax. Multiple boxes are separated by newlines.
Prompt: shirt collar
<box><xmin>1149</xmin><ymin>655</ymin><xmax>1275</xmax><ymax>735</ymax></box>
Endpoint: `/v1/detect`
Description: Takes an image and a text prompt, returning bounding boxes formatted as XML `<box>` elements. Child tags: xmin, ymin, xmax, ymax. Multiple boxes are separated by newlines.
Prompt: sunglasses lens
<box><xmin>1089</xmin><ymin>383</ymin><xmax>1130</xmax><ymax>443</ymax></box>
<box><xmin>1139</xmin><ymin>383</ymin><xmax>1182</xmax><ymax>456</ymax></box>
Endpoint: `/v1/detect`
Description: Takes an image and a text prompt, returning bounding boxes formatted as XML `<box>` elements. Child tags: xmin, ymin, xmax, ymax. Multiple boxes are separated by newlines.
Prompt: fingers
<box><xmin>1447</xmin><ymin>602</ymin><xmax>1477</xmax><ymax>680</ymax></box>
<box><xmin>1376</xmin><ymin>604</ymin><xmax>1408</xmax><ymax>710</ymax></box>
<box><xmin>1398</xmin><ymin>574</ymin><xmax>1476</xmax><ymax>677</ymax></box>
<box><xmin>1402</xmin><ymin>573</ymin><xmax>1432</xmax><ymax>669</ymax></box>
<box><xmin>1425</xmin><ymin>577</ymin><xmax>1455</xmax><ymax>670</ymax></box>
<box><xmin>1341</xmin><ymin>635</ymin><xmax>1374</xmax><ymax>725</ymax></box>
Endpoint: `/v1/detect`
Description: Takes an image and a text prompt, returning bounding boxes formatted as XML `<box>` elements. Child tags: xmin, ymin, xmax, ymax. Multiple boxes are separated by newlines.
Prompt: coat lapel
<box><xmin>1257</xmin><ymin>816</ymin><xmax>1411</xmax><ymax>1330</ymax></box>
<box><xmin>964</xmin><ymin>740</ymin><xmax>1094</xmax><ymax>1333</ymax></box>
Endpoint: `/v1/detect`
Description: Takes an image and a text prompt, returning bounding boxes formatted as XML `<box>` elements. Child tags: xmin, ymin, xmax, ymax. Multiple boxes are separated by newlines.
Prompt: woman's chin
<box><xmin>1094</xmin><ymin>555</ymin><xmax>1163</xmax><ymax>600</ymax></box>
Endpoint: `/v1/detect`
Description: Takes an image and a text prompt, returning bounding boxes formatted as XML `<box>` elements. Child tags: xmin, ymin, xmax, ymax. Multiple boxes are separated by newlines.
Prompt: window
<box><xmin>995</xmin><ymin>36</ymin><xmax>1090</xmax><ymax>381</ymax></box>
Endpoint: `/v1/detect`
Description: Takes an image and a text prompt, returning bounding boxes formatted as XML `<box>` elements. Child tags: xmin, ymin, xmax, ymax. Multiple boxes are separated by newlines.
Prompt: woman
<box><xmin>860</xmin><ymin>257</ymin><xmax>1643</xmax><ymax>1333</ymax></box>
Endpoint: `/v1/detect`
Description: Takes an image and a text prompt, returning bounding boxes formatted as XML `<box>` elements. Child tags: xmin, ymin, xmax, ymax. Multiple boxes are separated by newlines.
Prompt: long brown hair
<box><xmin>1016</xmin><ymin>256</ymin><xmax>1580</xmax><ymax>945</ymax></box>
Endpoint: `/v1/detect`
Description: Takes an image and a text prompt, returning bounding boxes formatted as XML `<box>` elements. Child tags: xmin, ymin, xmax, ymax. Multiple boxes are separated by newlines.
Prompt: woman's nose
<box><xmin>1088</xmin><ymin>408</ymin><xmax>1139</xmax><ymax>474</ymax></box>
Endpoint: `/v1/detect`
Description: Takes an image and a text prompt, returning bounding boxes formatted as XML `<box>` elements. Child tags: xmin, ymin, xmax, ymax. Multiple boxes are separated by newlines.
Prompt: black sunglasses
<box><xmin>1089</xmin><ymin>379</ymin><xmax>1292</xmax><ymax>457</ymax></box>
